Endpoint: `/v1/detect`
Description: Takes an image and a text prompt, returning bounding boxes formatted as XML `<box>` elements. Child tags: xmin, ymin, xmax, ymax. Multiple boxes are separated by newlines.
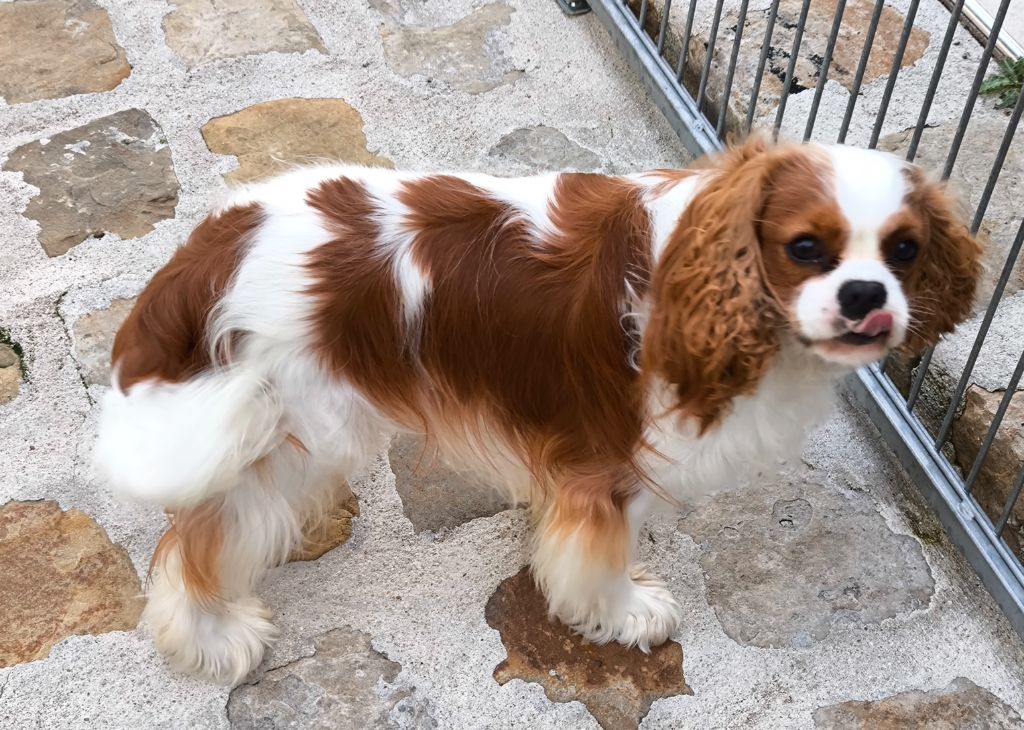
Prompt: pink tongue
<box><xmin>852</xmin><ymin>311</ymin><xmax>893</xmax><ymax>337</ymax></box>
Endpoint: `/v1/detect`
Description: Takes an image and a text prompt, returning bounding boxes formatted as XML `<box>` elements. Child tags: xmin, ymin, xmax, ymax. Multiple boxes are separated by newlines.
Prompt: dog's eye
<box><xmin>787</xmin><ymin>237</ymin><xmax>824</xmax><ymax>264</ymax></box>
<box><xmin>891</xmin><ymin>240</ymin><xmax>918</xmax><ymax>263</ymax></box>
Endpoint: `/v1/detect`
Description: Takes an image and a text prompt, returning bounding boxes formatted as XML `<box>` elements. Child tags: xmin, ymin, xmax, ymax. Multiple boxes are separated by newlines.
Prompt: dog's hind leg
<box><xmin>144</xmin><ymin>441</ymin><xmax>344</xmax><ymax>684</ymax></box>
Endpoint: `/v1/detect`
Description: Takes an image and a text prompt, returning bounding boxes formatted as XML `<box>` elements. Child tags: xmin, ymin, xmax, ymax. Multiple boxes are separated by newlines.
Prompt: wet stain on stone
<box><xmin>485</xmin><ymin>568</ymin><xmax>690</xmax><ymax>730</ymax></box>
<box><xmin>772</xmin><ymin>498</ymin><xmax>812</xmax><ymax>530</ymax></box>
<box><xmin>487</xmin><ymin>125</ymin><xmax>603</xmax><ymax>175</ymax></box>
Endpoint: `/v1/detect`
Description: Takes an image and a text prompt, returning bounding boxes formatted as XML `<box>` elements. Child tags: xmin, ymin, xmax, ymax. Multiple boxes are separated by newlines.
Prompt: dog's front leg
<box><xmin>529</xmin><ymin>478</ymin><xmax>680</xmax><ymax>651</ymax></box>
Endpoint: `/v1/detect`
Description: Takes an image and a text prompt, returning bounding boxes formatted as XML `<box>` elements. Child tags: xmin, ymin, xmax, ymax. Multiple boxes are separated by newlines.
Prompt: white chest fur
<box><xmin>642</xmin><ymin>345</ymin><xmax>841</xmax><ymax>504</ymax></box>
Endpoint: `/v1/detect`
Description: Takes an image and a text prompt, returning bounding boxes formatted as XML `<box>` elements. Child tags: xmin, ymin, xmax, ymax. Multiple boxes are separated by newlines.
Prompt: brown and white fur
<box><xmin>93</xmin><ymin>137</ymin><xmax>981</xmax><ymax>684</ymax></box>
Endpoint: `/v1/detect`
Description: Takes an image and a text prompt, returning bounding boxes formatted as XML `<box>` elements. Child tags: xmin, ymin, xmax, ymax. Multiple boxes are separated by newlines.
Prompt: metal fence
<box><xmin>587</xmin><ymin>0</ymin><xmax>1024</xmax><ymax>637</ymax></box>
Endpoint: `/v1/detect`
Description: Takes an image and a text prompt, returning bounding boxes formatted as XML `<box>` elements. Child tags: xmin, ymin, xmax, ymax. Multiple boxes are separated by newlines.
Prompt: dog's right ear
<box><xmin>641</xmin><ymin>135</ymin><xmax>784</xmax><ymax>432</ymax></box>
<box><xmin>898</xmin><ymin>170</ymin><xmax>983</xmax><ymax>355</ymax></box>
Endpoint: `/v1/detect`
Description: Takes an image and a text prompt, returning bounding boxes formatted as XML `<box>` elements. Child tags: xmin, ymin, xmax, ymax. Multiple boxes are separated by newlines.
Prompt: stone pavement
<box><xmin>1</xmin><ymin>1</ymin><xmax>1023</xmax><ymax>728</ymax></box>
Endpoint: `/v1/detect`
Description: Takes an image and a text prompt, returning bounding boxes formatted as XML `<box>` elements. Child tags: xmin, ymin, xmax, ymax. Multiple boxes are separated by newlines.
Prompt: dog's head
<box><xmin>644</xmin><ymin>136</ymin><xmax>982</xmax><ymax>428</ymax></box>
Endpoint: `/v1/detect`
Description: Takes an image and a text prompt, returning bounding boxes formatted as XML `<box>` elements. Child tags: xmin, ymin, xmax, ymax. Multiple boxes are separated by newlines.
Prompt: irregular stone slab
<box><xmin>488</xmin><ymin>126</ymin><xmax>603</xmax><ymax>174</ymax></box>
<box><xmin>0</xmin><ymin>500</ymin><xmax>143</xmax><ymax>667</ymax></box>
<box><xmin>952</xmin><ymin>386</ymin><xmax>1024</xmax><ymax>560</ymax></box>
<box><xmin>5</xmin><ymin>109</ymin><xmax>180</xmax><ymax>257</ymax></box>
<box><xmin>0</xmin><ymin>350</ymin><xmax>22</xmax><ymax>404</ymax></box>
<box><xmin>674</xmin><ymin>0</ymin><xmax>928</xmax><ymax>134</ymax></box>
<box><xmin>485</xmin><ymin>568</ymin><xmax>690</xmax><ymax>730</ymax></box>
<box><xmin>389</xmin><ymin>434</ymin><xmax>508</xmax><ymax>533</ymax></box>
<box><xmin>677</xmin><ymin>481</ymin><xmax>934</xmax><ymax>648</ymax></box>
<box><xmin>379</xmin><ymin>3</ymin><xmax>523</xmax><ymax>94</ymax></box>
<box><xmin>163</xmin><ymin>0</ymin><xmax>325</xmax><ymax>67</ymax></box>
<box><xmin>227</xmin><ymin>628</ymin><xmax>435</xmax><ymax>728</ymax></box>
<box><xmin>0</xmin><ymin>330</ymin><xmax>25</xmax><ymax>405</ymax></box>
<box><xmin>201</xmin><ymin>98</ymin><xmax>393</xmax><ymax>183</ymax></box>
<box><xmin>71</xmin><ymin>298</ymin><xmax>136</xmax><ymax>386</ymax></box>
<box><xmin>780</xmin><ymin>0</ymin><xmax>929</xmax><ymax>92</ymax></box>
<box><xmin>813</xmin><ymin>677</ymin><xmax>1024</xmax><ymax>729</ymax></box>
<box><xmin>289</xmin><ymin>485</ymin><xmax>359</xmax><ymax>562</ymax></box>
<box><xmin>0</xmin><ymin>0</ymin><xmax>131</xmax><ymax>104</ymax></box>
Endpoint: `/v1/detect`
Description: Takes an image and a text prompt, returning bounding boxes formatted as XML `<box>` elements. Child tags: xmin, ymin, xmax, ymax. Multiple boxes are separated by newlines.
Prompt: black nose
<box><xmin>837</xmin><ymin>280</ymin><xmax>887</xmax><ymax>320</ymax></box>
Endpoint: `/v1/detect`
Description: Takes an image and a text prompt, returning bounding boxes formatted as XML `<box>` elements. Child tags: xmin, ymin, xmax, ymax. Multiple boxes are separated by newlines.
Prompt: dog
<box><xmin>93</xmin><ymin>136</ymin><xmax>981</xmax><ymax>684</ymax></box>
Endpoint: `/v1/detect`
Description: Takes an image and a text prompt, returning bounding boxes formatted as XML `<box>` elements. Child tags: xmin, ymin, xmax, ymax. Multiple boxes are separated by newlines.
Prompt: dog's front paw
<box><xmin>568</xmin><ymin>565</ymin><xmax>681</xmax><ymax>652</ymax></box>
<box><xmin>614</xmin><ymin>565</ymin><xmax>682</xmax><ymax>651</ymax></box>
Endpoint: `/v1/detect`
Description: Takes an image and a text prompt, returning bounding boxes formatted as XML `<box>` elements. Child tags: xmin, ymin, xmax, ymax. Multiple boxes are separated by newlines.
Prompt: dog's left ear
<box><xmin>642</xmin><ymin>135</ymin><xmax>785</xmax><ymax>432</ymax></box>
<box><xmin>900</xmin><ymin>173</ymin><xmax>983</xmax><ymax>355</ymax></box>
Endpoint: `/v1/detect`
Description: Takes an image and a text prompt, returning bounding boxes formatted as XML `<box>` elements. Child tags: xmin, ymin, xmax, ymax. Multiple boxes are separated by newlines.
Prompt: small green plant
<box><xmin>979</xmin><ymin>57</ymin><xmax>1024</xmax><ymax>110</ymax></box>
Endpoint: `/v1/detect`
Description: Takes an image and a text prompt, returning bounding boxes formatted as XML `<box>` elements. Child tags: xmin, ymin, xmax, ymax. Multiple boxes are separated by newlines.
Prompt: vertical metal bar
<box><xmin>906</xmin><ymin>0</ymin><xmax>967</xmax><ymax>161</ymax></box>
<box><xmin>996</xmin><ymin>464</ymin><xmax>1024</xmax><ymax>536</ymax></box>
<box><xmin>965</xmin><ymin>349</ymin><xmax>1024</xmax><ymax>493</ymax></box>
<box><xmin>656</xmin><ymin>0</ymin><xmax>674</xmax><ymax>53</ymax></box>
<box><xmin>935</xmin><ymin>217</ymin><xmax>1024</xmax><ymax>449</ymax></box>
<box><xmin>971</xmin><ymin>80</ymin><xmax>1024</xmax><ymax>232</ymax></box>
<box><xmin>837</xmin><ymin>0</ymin><xmax>884</xmax><ymax>144</ymax></box>
<box><xmin>745</xmin><ymin>0</ymin><xmax>781</xmax><ymax>134</ymax></box>
<box><xmin>638</xmin><ymin>0</ymin><xmax>650</xmax><ymax>32</ymax></box>
<box><xmin>718</xmin><ymin>0</ymin><xmax>750</xmax><ymax>137</ymax></box>
<box><xmin>772</xmin><ymin>0</ymin><xmax>812</xmax><ymax>136</ymax></box>
<box><xmin>675</xmin><ymin>0</ymin><xmax>699</xmax><ymax>82</ymax></box>
<box><xmin>803</xmin><ymin>0</ymin><xmax>847</xmax><ymax>142</ymax></box>
<box><xmin>907</xmin><ymin>348</ymin><xmax>935</xmax><ymax>409</ymax></box>
<box><xmin>868</xmin><ymin>0</ymin><xmax>921</xmax><ymax>149</ymax></box>
<box><xmin>942</xmin><ymin>0</ymin><xmax>1012</xmax><ymax>178</ymax></box>
<box><xmin>697</xmin><ymin>0</ymin><xmax>726</xmax><ymax>111</ymax></box>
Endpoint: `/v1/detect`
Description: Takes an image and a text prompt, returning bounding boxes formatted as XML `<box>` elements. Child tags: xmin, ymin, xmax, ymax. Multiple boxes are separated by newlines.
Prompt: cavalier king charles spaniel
<box><xmin>94</xmin><ymin>136</ymin><xmax>981</xmax><ymax>683</ymax></box>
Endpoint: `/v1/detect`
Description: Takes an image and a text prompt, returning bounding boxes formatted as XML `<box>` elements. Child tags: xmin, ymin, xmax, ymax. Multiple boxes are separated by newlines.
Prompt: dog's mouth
<box><xmin>828</xmin><ymin>311</ymin><xmax>893</xmax><ymax>348</ymax></box>
<box><xmin>832</xmin><ymin>330</ymin><xmax>888</xmax><ymax>347</ymax></box>
<box><xmin>801</xmin><ymin>311</ymin><xmax>895</xmax><ymax>362</ymax></box>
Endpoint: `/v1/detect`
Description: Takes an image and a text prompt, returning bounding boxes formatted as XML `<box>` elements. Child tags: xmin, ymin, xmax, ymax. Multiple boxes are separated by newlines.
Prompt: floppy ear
<box><xmin>899</xmin><ymin>175</ymin><xmax>983</xmax><ymax>355</ymax></box>
<box><xmin>642</xmin><ymin>136</ymin><xmax>784</xmax><ymax>432</ymax></box>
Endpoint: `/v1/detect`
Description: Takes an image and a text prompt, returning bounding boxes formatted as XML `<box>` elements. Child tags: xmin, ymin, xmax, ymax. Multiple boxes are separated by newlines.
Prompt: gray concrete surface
<box><xmin>1</xmin><ymin>1</ymin><xmax>1024</xmax><ymax>728</ymax></box>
